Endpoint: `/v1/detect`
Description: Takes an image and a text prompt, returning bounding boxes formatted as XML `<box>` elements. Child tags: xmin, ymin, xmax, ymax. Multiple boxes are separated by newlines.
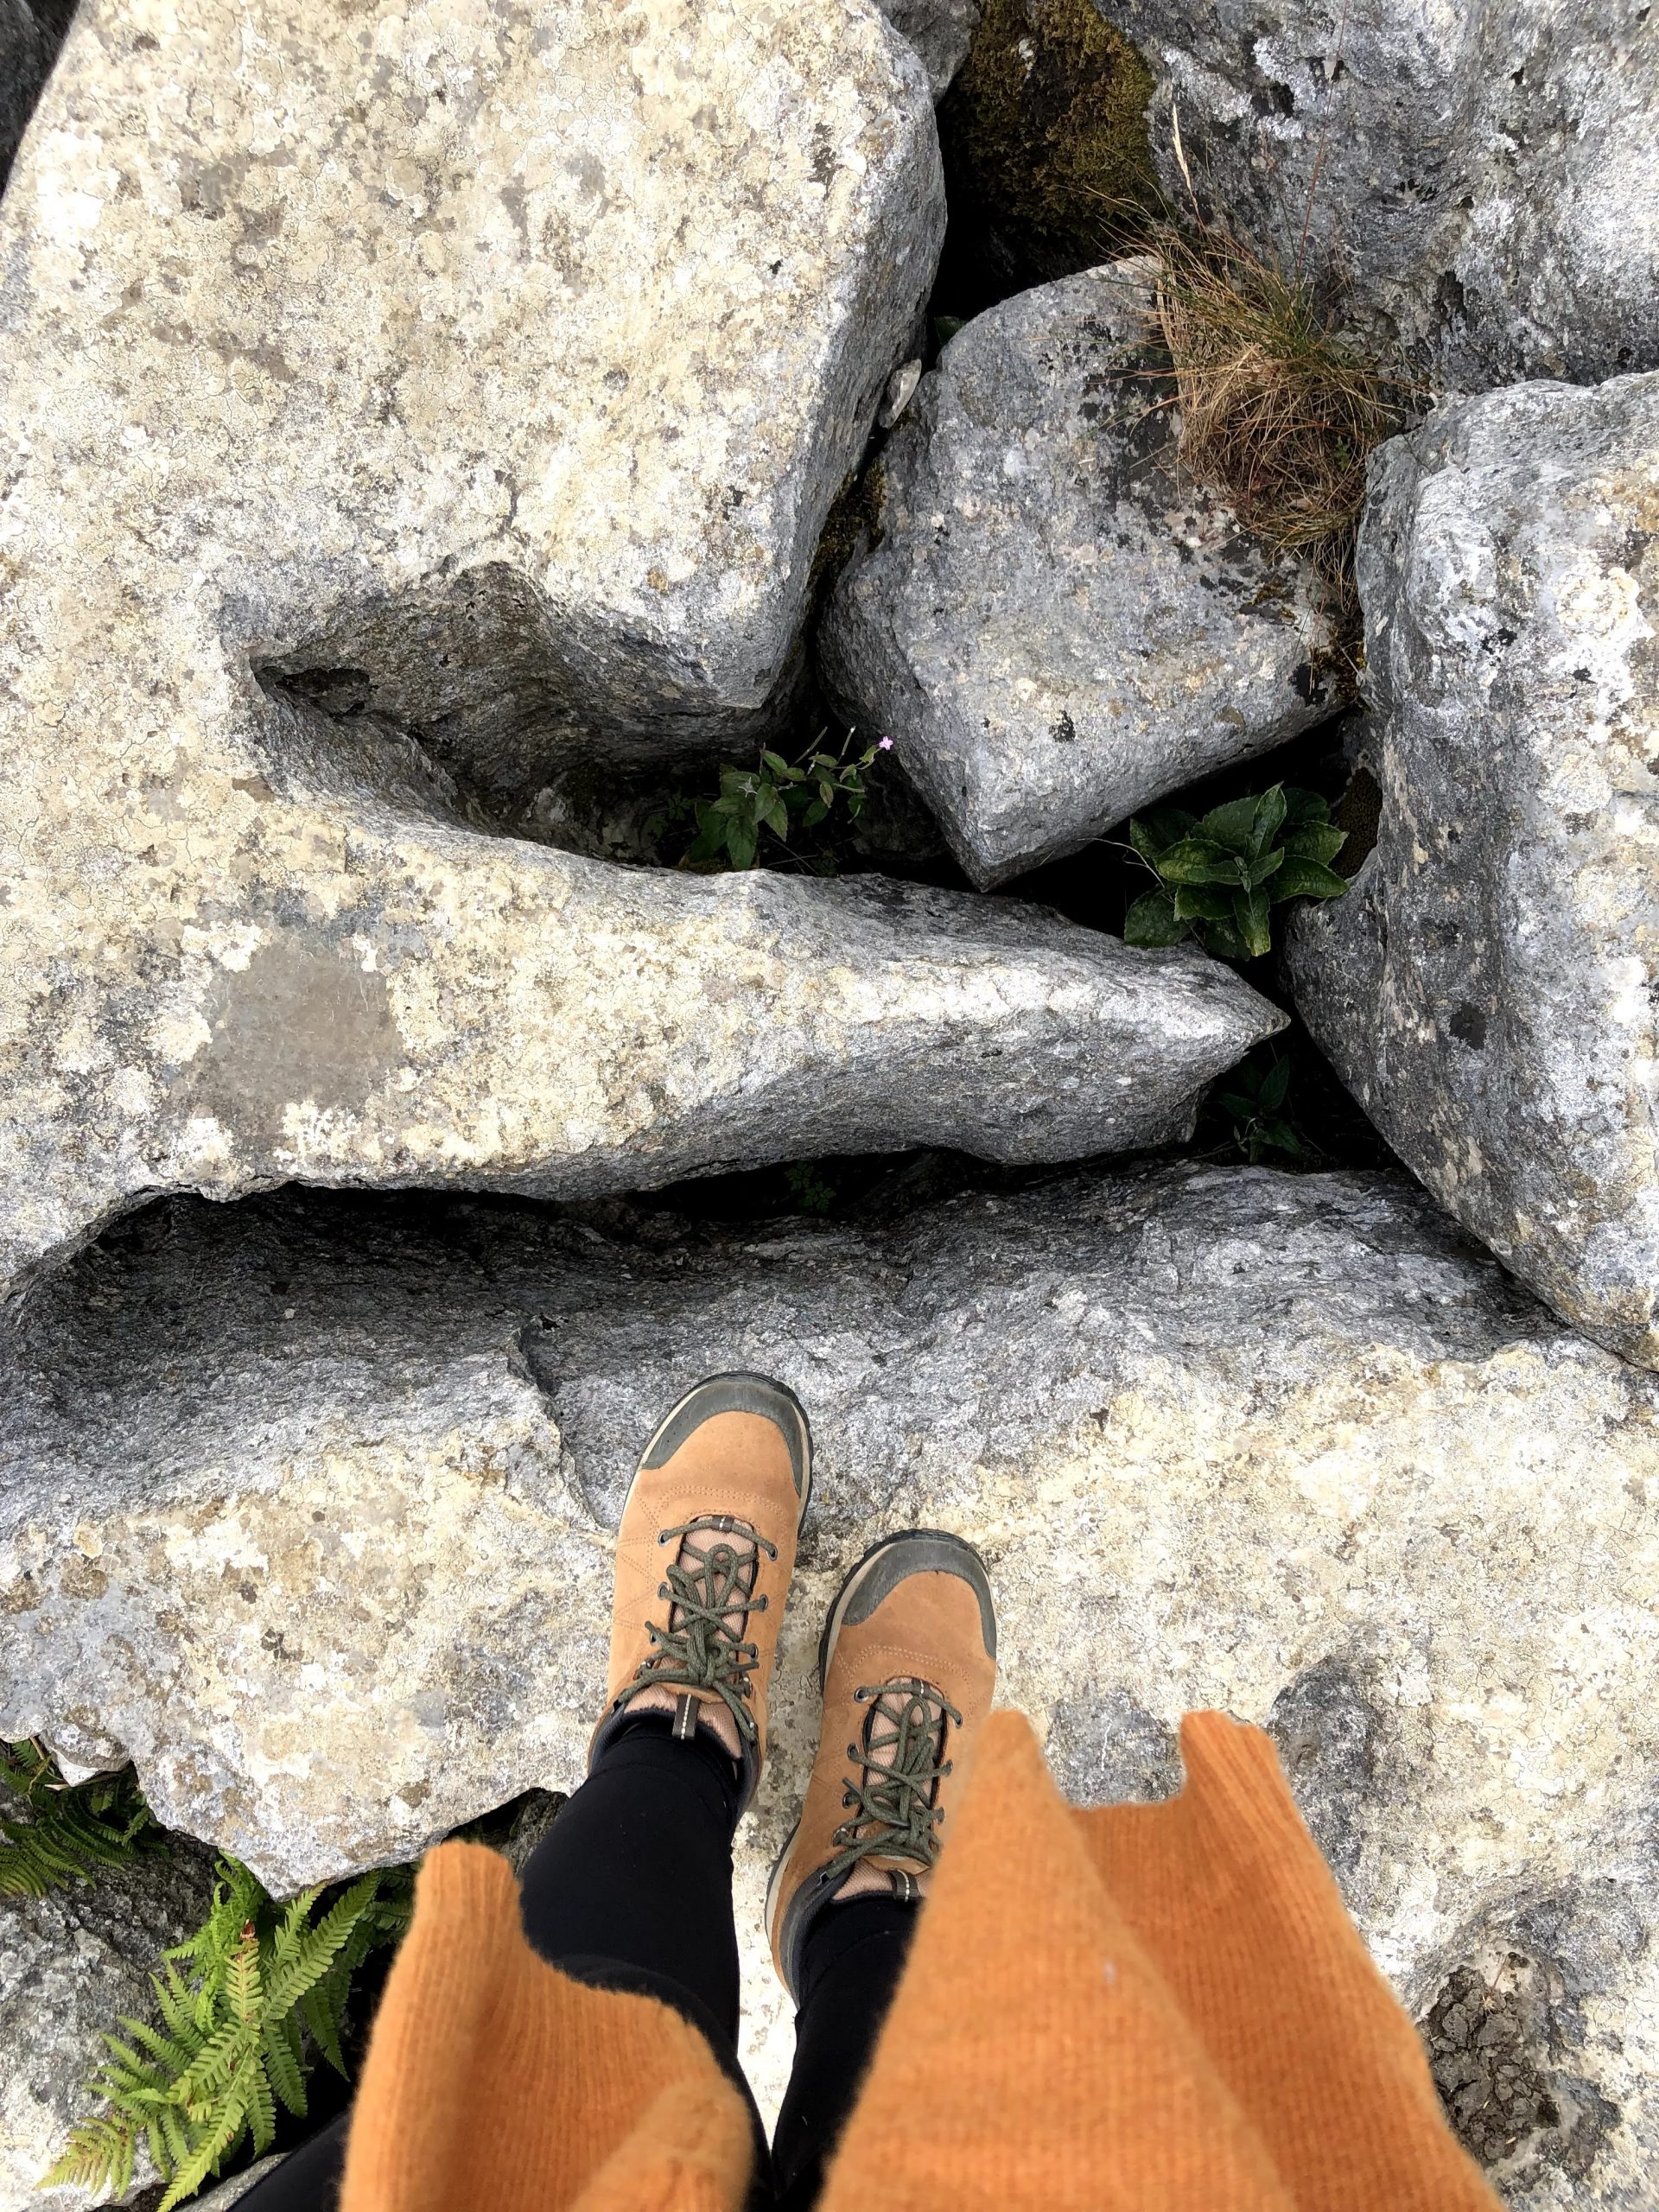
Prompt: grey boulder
<box><xmin>819</xmin><ymin>264</ymin><xmax>1338</xmax><ymax>887</ymax></box>
<box><xmin>1</xmin><ymin>1834</ymin><xmax>218</xmax><ymax>2212</ymax></box>
<box><xmin>0</xmin><ymin>820</ymin><xmax>1282</xmax><ymax>1296</ymax></box>
<box><xmin>1287</xmin><ymin>371</ymin><xmax>1659</xmax><ymax>1370</ymax></box>
<box><xmin>0</xmin><ymin>2</ymin><xmax>1284</xmax><ymax>1297</ymax></box>
<box><xmin>1103</xmin><ymin>0</ymin><xmax>1659</xmax><ymax>390</ymax></box>
<box><xmin>3</xmin><ymin>1162</ymin><xmax>1656</xmax><ymax>2189</ymax></box>
<box><xmin>876</xmin><ymin>0</ymin><xmax>981</xmax><ymax>96</ymax></box>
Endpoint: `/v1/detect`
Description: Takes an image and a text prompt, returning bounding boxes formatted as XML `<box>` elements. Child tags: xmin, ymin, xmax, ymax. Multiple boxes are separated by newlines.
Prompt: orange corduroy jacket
<box><xmin>338</xmin><ymin>1710</ymin><xmax>1501</xmax><ymax>2212</ymax></box>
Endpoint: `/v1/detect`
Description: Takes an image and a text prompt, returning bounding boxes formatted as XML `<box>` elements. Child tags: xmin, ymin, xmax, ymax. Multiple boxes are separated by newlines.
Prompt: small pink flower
<box><xmin>877</xmin><ymin>735</ymin><xmax>894</xmax><ymax>751</ymax></box>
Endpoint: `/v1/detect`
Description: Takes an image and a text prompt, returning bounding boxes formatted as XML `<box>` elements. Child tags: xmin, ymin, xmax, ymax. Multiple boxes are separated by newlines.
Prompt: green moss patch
<box><xmin>938</xmin><ymin>0</ymin><xmax>1157</xmax><ymax>288</ymax></box>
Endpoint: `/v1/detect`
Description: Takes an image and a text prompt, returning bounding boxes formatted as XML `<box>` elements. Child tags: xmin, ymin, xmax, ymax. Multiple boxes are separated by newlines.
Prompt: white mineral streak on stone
<box><xmin>1098</xmin><ymin>0</ymin><xmax>1659</xmax><ymax>389</ymax></box>
<box><xmin>1287</xmin><ymin>370</ymin><xmax>1659</xmax><ymax>1370</ymax></box>
<box><xmin>1</xmin><ymin>1165</ymin><xmax>1655</xmax><ymax>2190</ymax></box>
<box><xmin>820</xmin><ymin>264</ymin><xmax>1337</xmax><ymax>887</ymax></box>
<box><xmin>0</xmin><ymin>0</ymin><xmax>1289</xmax><ymax>1292</ymax></box>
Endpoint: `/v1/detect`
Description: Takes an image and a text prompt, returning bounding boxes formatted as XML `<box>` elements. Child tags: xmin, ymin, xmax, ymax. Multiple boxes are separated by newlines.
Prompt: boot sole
<box><xmin>764</xmin><ymin>1527</ymin><xmax>995</xmax><ymax>1995</ymax></box>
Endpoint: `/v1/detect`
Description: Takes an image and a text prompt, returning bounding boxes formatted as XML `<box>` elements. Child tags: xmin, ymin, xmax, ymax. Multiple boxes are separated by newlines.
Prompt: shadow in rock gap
<box><xmin>0</xmin><ymin>0</ymin><xmax>79</xmax><ymax>194</ymax></box>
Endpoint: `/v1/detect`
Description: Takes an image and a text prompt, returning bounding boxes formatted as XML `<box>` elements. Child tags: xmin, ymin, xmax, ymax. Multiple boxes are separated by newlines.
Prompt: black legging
<box><xmin>238</xmin><ymin>1713</ymin><xmax>915</xmax><ymax>2209</ymax></box>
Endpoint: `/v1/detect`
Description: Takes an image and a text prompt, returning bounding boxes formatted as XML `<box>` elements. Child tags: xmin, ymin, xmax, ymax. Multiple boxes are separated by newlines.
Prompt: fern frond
<box><xmin>55</xmin><ymin>1839</ymin><xmax>418</xmax><ymax>2205</ymax></box>
<box><xmin>263</xmin><ymin>2009</ymin><xmax>308</xmax><ymax>2118</ymax></box>
<box><xmin>226</xmin><ymin>1924</ymin><xmax>264</xmax><ymax>2026</ymax></box>
<box><xmin>245</xmin><ymin>2046</ymin><xmax>278</xmax><ymax>2157</ymax></box>
<box><xmin>262</xmin><ymin>1874</ymin><xmax>380</xmax><ymax>2018</ymax></box>
<box><xmin>300</xmin><ymin>1979</ymin><xmax>347</xmax><ymax>2077</ymax></box>
<box><xmin>169</xmin><ymin>2018</ymin><xmax>254</xmax><ymax>2107</ymax></box>
<box><xmin>0</xmin><ymin>1739</ymin><xmax>162</xmax><ymax>1897</ymax></box>
<box><xmin>158</xmin><ymin>2089</ymin><xmax>248</xmax><ymax>2211</ymax></box>
<box><xmin>42</xmin><ymin>2114</ymin><xmax>137</xmax><ymax>2197</ymax></box>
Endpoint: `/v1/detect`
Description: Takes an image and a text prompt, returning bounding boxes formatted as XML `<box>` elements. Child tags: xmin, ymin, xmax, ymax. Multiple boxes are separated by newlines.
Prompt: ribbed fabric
<box><xmin>339</xmin><ymin>1712</ymin><xmax>1501</xmax><ymax>2212</ymax></box>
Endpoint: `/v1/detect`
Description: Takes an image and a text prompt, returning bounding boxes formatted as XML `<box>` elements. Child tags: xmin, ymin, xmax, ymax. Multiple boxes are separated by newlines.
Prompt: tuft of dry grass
<box><xmin>1143</xmin><ymin>171</ymin><xmax>1417</xmax><ymax>633</ymax></box>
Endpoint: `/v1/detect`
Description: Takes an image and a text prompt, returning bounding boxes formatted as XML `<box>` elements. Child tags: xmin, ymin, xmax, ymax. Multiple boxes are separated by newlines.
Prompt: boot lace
<box><xmin>823</xmin><ymin>1677</ymin><xmax>961</xmax><ymax>1884</ymax></box>
<box><xmin>617</xmin><ymin>1516</ymin><xmax>777</xmax><ymax>1745</ymax></box>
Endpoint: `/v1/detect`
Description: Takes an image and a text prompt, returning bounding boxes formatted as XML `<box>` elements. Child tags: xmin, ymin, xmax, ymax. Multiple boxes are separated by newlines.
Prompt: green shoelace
<box><xmin>823</xmin><ymin>1676</ymin><xmax>962</xmax><ymax>1885</ymax></box>
<box><xmin>619</xmin><ymin>1516</ymin><xmax>777</xmax><ymax>1745</ymax></box>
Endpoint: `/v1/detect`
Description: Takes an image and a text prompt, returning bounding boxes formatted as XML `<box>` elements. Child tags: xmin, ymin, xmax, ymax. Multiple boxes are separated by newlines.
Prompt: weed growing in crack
<box><xmin>655</xmin><ymin>726</ymin><xmax>892</xmax><ymax>875</ymax></box>
<box><xmin>1211</xmin><ymin>1050</ymin><xmax>1306</xmax><ymax>1166</ymax></box>
<box><xmin>1124</xmin><ymin>784</ymin><xmax>1349</xmax><ymax>961</ymax></box>
<box><xmin>47</xmin><ymin>1856</ymin><xmax>411</xmax><ymax>2209</ymax></box>
<box><xmin>1141</xmin><ymin>119</ymin><xmax>1418</xmax><ymax>632</ymax></box>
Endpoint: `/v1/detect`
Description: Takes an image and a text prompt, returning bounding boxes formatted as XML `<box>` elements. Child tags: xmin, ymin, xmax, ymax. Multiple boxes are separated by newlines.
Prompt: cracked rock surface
<box><xmin>3</xmin><ymin>1162</ymin><xmax>1656</xmax><ymax>2183</ymax></box>
<box><xmin>1</xmin><ymin>1829</ymin><xmax>219</xmax><ymax>2212</ymax></box>
<box><xmin>1287</xmin><ymin>370</ymin><xmax>1659</xmax><ymax>1370</ymax></box>
<box><xmin>8</xmin><ymin>0</ymin><xmax>1251</xmax><ymax>1292</ymax></box>
<box><xmin>1103</xmin><ymin>0</ymin><xmax>1659</xmax><ymax>390</ymax></box>
<box><xmin>820</xmin><ymin>264</ymin><xmax>1337</xmax><ymax>887</ymax></box>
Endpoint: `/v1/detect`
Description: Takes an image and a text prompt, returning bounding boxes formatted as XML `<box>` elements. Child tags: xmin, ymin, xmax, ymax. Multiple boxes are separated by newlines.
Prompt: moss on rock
<box><xmin>938</xmin><ymin>0</ymin><xmax>1157</xmax><ymax>289</ymax></box>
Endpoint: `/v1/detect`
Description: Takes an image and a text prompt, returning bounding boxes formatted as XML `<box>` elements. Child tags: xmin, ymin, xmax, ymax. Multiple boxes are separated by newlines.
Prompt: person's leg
<box><xmin>766</xmin><ymin>1530</ymin><xmax>999</xmax><ymax>2209</ymax></box>
<box><xmin>518</xmin><ymin>1709</ymin><xmax>744</xmax><ymax>2052</ymax></box>
<box><xmin>238</xmin><ymin>1373</ymin><xmax>813</xmax><ymax>2212</ymax></box>
<box><xmin>770</xmin><ymin>1897</ymin><xmax>916</xmax><ymax>2210</ymax></box>
<box><xmin>233</xmin><ymin>1716</ymin><xmax>746</xmax><ymax>2212</ymax></box>
<box><xmin>227</xmin><ymin>2114</ymin><xmax>349</xmax><ymax>2211</ymax></box>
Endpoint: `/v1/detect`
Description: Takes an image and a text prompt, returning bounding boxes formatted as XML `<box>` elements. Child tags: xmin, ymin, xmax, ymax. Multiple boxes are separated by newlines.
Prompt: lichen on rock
<box><xmin>1287</xmin><ymin>367</ymin><xmax>1659</xmax><ymax>1369</ymax></box>
<box><xmin>3</xmin><ymin>1161</ymin><xmax>1656</xmax><ymax>2164</ymax></box>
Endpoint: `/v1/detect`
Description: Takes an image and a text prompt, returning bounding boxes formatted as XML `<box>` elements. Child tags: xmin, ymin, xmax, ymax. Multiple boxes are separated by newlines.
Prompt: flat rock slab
<box><xmin>820</xmin><ymin>264</ymin><xmax>1337</xmax><ymax>887</ymax></box>
<box><xmin>1103</xmin><ymin>0</ymin><xmax>1659</xmax><ymax>389</ymax></box>
<box><xmin>0</xmin><ymin>816</ymin><xmax>1281</xmax><ymax>1295</ymax></box>
<box><xmin>1287</xmin><ymin>370</ymin><xmax>1659</xmax><ymax>1370</ymax></box>
<box><xmin>2</xmin><ymin>1165</ymin><xmax>1656</xmax><ymax>2196</ymax></box>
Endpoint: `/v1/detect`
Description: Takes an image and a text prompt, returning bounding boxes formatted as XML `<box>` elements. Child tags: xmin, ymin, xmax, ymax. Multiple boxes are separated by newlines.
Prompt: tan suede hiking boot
<box><xmin>589</xmin><ymin>1372</ymin><xmax>811</xmax><ymax>1816</ymax></box>
<box><xmin>766</xmin><ymin>1529</ymin><xmax>996</xmax><ymax>2001</ymax></box>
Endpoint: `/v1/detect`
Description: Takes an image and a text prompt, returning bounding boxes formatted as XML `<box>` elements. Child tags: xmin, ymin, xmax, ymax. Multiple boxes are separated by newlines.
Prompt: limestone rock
<box><xmin>3</xmin><ymin>0</ymin><xmax>1124</xmax><ymax>1287</ymax></box>
<box><xmin>0</xmin><ymin>805</ymin><xmax>1283</xmax><ymax>1294</ymax></box>
<box><xmin>1</xmin><ymin>1835</ymin><xmax>219</xmax><ymax>2212</ymax></box>
<box><xmin>820</xmin><ymin>264</ymin><xmax>1338</xmax><ymax>887</ymax></box>
<box><xmin>0</xmin><ymin>0</ymin><xmax>942</xmax><ymax>783</ymax></box>
<box><xmin>1287</xmin><ymin>372</ymin><xmax>1659</xmax><ymax>1370</ymax></box>
<box><xmin>3</xmin><ymin>1163</ymin><xmax>1656</xmax><ymax>2185</ymax></box>
<box><xmin>875</xmin><ymin>0</ymin><xmax>980</xmax><ymax>97</ymax></box>
<box><xmin>0</xmin><ymin>0</ymin><xmax>72</xmax><ymax>194</ymax></box>
<box><xmin>1103</xmin><ymin>0</ymin><xmax>1659</xmax><ymax>389</ymax></box>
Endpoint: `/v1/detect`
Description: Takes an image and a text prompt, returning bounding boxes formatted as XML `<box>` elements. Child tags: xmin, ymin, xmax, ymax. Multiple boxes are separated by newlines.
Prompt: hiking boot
<box><xmin>590</xmin><ymin>1372</ymin><xmax>812</xmax><ymax>1817</ymax></box>
<box><xmin>766</xmin><ymin>1529</ymin><xmax>996</xmax><ymax>2001</ymax></box>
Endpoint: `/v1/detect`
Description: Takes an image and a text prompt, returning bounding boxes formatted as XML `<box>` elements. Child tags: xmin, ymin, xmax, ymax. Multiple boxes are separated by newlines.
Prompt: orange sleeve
<box><xmin>819</xmin><ymin>1711</ymin><xmax>1500</xmax><ymax>2212</ymax></box>
<box><xmin>337</xmin><ymin>1841</ymin><xmax>753</xmax><ymax>2212</ymax></box>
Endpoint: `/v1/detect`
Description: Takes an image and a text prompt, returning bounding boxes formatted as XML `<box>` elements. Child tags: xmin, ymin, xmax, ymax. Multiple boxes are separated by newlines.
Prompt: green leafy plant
<box><xmin>1124</xmin><ymin>784</ymin><xmax>1349</xmax><ymax>960</ymax></box>
<box><xmin>1215</xmin><ymin>1051</ymin><xmax>1306</xmax><ymax>1164</ymax></box>
<box><xmin>0</xmin><ymin>1738</ymin><xmax>162</xmax><ymax>1898</ymax></box>
<box><xmin>679</xmin><ymin>727</ymin><xmax>888</xmax><ymax>874</ymax></box>
<box><xmin>45</xmin><ymin>1857</ymin><xmax>412</xmax><ymax>2209</ymax></box>
<box><xmin>782</xmin><ymin>1163</ymin><xmax>838</xmax><ymax>1215</ymax></box>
